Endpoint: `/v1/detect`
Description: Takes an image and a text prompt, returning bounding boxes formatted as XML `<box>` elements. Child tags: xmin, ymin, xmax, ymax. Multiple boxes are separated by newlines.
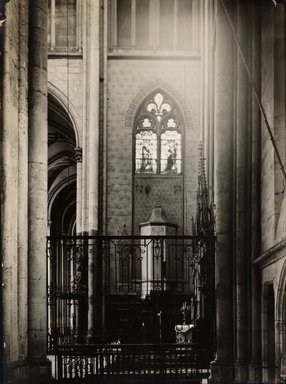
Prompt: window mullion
<box><xmin>113</xmin><ymin>0</ymin><xmax>118</xmax><ymax>48</ymax></box>
<box><xmin>174</xmin><ymin>0</ymin><xmax>178</xmax><ymax>49</ymax></box>
<box><xmin>158</xmin><ymin>123</ymin><xmax>161</xmax><ymax>175</ymax></box>
<box><xmin>149</xmin><ymin>0</ymin><xmax>153</xmax><ymax>48</ymax></box>
<box><xmin>154</xmin><ymin>0</ymin><xmax>160</xmax><ymax>49</ymax></box>
<box><xmin>193</xmin><ymin>0</ymin><xmax>199</xmax><ymax>51</ymax></box>
<box><xmin>76</xmin><ymin>0</ymin><xmax>81</xmax><ymax>51</ymax></box>
<box><xmin>131</xmin><ymin>0</ymin><xmax>136</xmax><ymax>47</ymax></box>
<box><xmin>51</xmin><ymin>0</ymin><xmax>56</xmax><ymax>50</ymax></box>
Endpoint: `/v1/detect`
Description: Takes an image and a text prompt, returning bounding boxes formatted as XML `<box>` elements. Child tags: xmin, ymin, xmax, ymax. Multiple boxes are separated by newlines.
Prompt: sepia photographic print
<box><xmin>0</xmin><ymin>0</ymin><xmax>286</xmax><ymax>383</ymax></box>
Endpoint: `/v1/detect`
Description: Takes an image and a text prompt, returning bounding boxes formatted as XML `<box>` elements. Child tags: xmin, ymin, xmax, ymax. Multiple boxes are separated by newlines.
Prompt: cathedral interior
<box><xmin>1</xmin><ymin>0</ymin><xmax>286</xmax><ymax>383</ymax></box>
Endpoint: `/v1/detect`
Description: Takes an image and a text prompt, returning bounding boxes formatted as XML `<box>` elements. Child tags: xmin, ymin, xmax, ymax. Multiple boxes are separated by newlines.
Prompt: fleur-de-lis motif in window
<box><xmin>147</xmin><ymin>93</ymin><xmax>171</xmax><ymax>122</ymax></box>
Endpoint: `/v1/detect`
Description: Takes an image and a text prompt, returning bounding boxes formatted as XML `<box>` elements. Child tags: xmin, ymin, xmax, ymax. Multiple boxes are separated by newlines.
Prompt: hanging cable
<box><xmin>219</xmin><ymin>0</ymin><xmax>286</xmax><ymax>182</ymax></box>
<box><xmin>66</xmin><ymin>0</ymin><xmax>70</xmax><ymax>235</ymax></box>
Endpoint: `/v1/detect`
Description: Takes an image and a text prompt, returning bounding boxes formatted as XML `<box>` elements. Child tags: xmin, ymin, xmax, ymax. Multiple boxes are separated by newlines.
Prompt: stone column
<box><xmin>248</xmin><ymin>2</ymin><xmax>262</xmax><ymax>383</ymax></box>
<box><xmin>209</xmin><ymin>0</ymin><xmax>234</xmax><ymax>382</ymax></box>
<box><xmin>18</xmin><ymin>0</ymin><xmax>29</xmax><ymax>361</ymax></box>
<box><xmin>75</xmin><ymin>147</ymin><xmax>83</xmax><ymax>234</ymax></box>
<box><xmin>234</xmin><ymin>2</ymin><xmax>250</xmax><ymax>383</ymax></box>
<box><xmin>87</xmin><ymin>0</ymin><xmax>100</xmax><ymax>235</ymax></box>
<box><xmin>85</xmin><ymin>0</ymin><xmax>100</xmax><ymax>340</ymax></box>
<box><xmin>2</xmin><ymin>0</ymin><xmax>20</xmax><ymax>367</ymax></box>
<box><xmin>27</xmin><ymin>0</ymin><xmax>50</xmax><ymax>374</ymax></box>
<box><xmin>202</xmin><ymin>0</ymin><xmax>215</xmax><ymax>188</ymax></box>
<box><xmin>274</xmin><ymin>4</ymin><xmax>286</xmax><ymax>381</ymax></box>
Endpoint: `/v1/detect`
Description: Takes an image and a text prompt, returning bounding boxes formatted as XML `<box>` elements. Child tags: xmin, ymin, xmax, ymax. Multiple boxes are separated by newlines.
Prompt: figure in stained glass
<box><xmin>141</xmin><ymin>145</ymin><xmax>153</xmax><ymax>172</ymax></box>
<box><xmin>161</xmin><ymin>130</ymin><xmax>181</xmax><ymax>174</ymax></box>
<box><xmin>135</xmin><ymin>130</ymin><xmax>157</xmax><ymax>174</ymax></box>
<box><xmin>166</xmin><ymin>146</ymin><xmax>177</xmax><ymax>173</ymax></box>
<box><xmin>135</xmin><ymin>91</ymin><xmax>183</xmax><ymax>175</ymax></box>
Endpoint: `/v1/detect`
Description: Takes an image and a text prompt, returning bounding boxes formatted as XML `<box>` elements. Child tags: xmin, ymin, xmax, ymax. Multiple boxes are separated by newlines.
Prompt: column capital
<box><xmin>75</xmin><ymin>147</ymin><xmax>82</xmax><ymax>162</ymax></box>
<box><xmin>209</xmin><ymin>360</ymin><xmax>234</xmax><ymax>384</ymax></box>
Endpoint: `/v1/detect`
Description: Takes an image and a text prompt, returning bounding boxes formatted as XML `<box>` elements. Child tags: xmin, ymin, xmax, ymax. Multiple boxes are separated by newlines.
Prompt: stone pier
<box><xmin>209</xmin><ymin>0</ymin><xmax>234</xmax><ymax>382</ymax></box>
<box><xmin>1</xmin><ymin>0</ymin><xmax>51</xmax><ymax>381</ymax></box>
<box><xmin>27</xmin><ymin>0</ymin><xmax>51</xmax><ymax>379</ymax></box>
<box><xmin>84</xmin><ymin>0</ymin><xmax>101</xmax><ymax>340</ymax></box>
<box><xmin>234</xmin><ymin>2</ymin><xmax>250</xmax><ymax>383</ymax></box>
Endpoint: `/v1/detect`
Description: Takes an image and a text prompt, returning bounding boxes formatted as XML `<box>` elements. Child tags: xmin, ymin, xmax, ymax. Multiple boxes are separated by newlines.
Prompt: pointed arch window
<box><xmin>135</xmin><ymin>92</ymin><xmax>183</xmax><ymax>175</ymax></box>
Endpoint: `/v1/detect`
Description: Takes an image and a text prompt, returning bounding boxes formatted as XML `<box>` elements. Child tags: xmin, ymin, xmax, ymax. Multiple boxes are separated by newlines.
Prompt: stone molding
<box><xmin>48</xmin><ymin>82</ymin><xmax>80</xmax><ymax>146</ymax></box>
<box><xmin>253</xmin><ymin>238</ymin><xmax>286</xmax><ymax>268</ymax></box>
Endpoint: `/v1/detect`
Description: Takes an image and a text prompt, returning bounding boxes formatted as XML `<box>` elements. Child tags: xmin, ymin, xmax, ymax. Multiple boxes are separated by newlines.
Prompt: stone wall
<box><xmin>133</xmin><ymin>176</ymin><xmax>183</xmax><ymax>234</ymax></box>
<box><xmin>261</xmin><ymin>6</ymin><xmax>276</xmax><ymax>252</ymax></box>
<box><xmin>260</xmin><ymin>4</ymin><xmax>286</xmax><ymax>251</ymax></box>
<box><xmin>48</xmin><ymin>58</ymin><xmax>83</xmax><ymax>143</ymax></box>
<box><xmin>106</xmin><ymin>58</ymin><xmax>202</xmax><ymax>235</ymax></box>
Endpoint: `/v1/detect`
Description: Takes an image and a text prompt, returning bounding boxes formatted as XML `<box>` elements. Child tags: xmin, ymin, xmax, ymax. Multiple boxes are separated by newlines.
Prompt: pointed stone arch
<box><xmin>48</xmin><ymin>82</ymin><xmax>80</xmax><ymax>147</ymax></box>
<box><xmin>127</xmin><ymin>80</ymin><xmax>197</xmax><ymax>235</ymax></box>
<box><xmin>48</xmin><ymin>83</ymin><xmax>78</xmax><ymax>235</ymax></box>
<box><xmin>276</xmin><ymin>257</ymin><xmax>286</xmax><ymax>379</ymax></box>
<box><xmin>124</xmin><ymin>79</ymin><xmax>193</xmax><ymax>132</ymax></box>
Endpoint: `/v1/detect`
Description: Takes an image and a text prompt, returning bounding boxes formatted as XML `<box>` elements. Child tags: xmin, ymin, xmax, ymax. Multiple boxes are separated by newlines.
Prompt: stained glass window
<box><xmin>48</xmin><ymin>0</ymin><xmax>78</xmax><ymax>51</ymax></box>
<box><xmin>135</xmin><ymin>91</ymin><xmax>183</xmax><ymax>175</ymax></box>
<box><xmin>136</xmin><ymin>0</ymin><xmax>150</xmax><ymax>47</ymax></box>
<box><xmin>111</xmin><ymin>0</ymin><xmax>199</xmax><ymax>52</ymax></box>
<box><xmin>55</xmin><ymin>0</ymin><xmax>77</xmax><ymax>48</ymax></box>
<box><xmin>177</xmin><ymin>0</ymin><xmax>193</xmax><ymax>50</ymax></box>
<box><xmin>159</xmin><ymin>0</ymin><xmax>174</xmax><ymax>49</ymax></box>
<box><xmin>117</xmin><ymin>0</ymin><xmax>132</xmax><ymax>47</ymax></box>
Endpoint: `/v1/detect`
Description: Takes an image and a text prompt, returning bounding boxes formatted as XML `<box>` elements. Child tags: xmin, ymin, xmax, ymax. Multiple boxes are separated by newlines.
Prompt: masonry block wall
<box><xmin>260</xmin><ymin>4</ymin><xmax>286</xmax><ymax>251</ymax></box>
<box><xmin>243</xmin><ymin>2</ymin><xmax>286</xmax><ymax>383</ymax></box>
<box><xmin>106</xmin><ymin>59</ymin><xmax>202</xmax><ymax>235</ymax></box>
<box><xmin>133</xmin><ymin>176</ymin><xmax>184</xmax><ymax>234</ymax></box>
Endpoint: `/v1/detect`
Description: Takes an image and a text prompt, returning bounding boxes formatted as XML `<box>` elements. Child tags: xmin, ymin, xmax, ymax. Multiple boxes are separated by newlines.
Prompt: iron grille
<box><xmin>47</xmin><ymin>235</ymin><xmax>215</xmax><ymax>351</ymax></box>
<box><xmin>56</xmin><ymin>343</ymin><xmax>210</xmax><ymax>382</ymax></box>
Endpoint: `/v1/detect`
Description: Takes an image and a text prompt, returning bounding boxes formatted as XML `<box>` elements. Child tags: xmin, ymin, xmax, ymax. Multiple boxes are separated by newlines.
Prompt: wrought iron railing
<box><xmin>56</xmin><ymin>343</ymin><xmax>211</xmax><ymax>381</ymax></box>
<box><xmin>47</xmin><ymin>235</ymin><xmax>215</xmax><ymax>352</ymax></box>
